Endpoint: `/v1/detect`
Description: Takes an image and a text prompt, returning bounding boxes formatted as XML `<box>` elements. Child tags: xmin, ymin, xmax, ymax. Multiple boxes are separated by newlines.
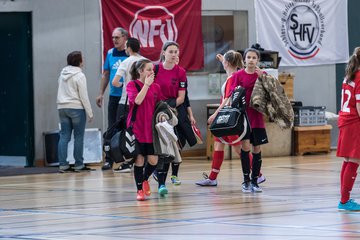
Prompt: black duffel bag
<box><xmin>209</xmin><ymin>106</ymin><xmax>250</xmax><ymax>138</ymax></box>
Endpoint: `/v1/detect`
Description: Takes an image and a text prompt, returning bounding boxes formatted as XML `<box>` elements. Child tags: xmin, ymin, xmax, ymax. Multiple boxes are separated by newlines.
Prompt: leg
<box><xmin>196</xmin><ymin>141</ymin><xmax>224</xmax><ymax>187</ymax></box>
<box><xmin>134</xmin><ymin>154</ymin><xmax>145</xmax><ymax>201</ymax></box>
<box><xmin>104</xmin><ymin>96</ymin><xmax>121</xmax><ymax>168</ymax></box>
<box><xmin>171</xmin><ymin>161</ymin><xmax>181</xmax><ymax>185</ymax></box>
<box><xmin>157</xmin><ymin>162</ymin><xmax>170</xmax><ymax>196</ymax></box>
<box><xmin>142</xmin><ymin>155</ymin><xmax>158</xmax><ymax>197</ymax></box>
<box><xmin>58</xmin><ymin>109</ymin><xmax>72</xmax><ymax>171</ymax></box>
<box><xmin>241</xmin><ymin>139</ymin><xmax>251</xmax><ymax>193</ymax></box>
<box><xmin>340</xmin><ymin>159</ymin><xmax>360</xmax><ymax>204</ymax></box>
<box><xmin>71</xmin><ymin>109</ymin><xmax>86</xmax><ymax>169</ymax></box>
<box><xmin>250</xmin><ymin>145</ymin><xmax>262</xmax><ymax>192</ymax></box>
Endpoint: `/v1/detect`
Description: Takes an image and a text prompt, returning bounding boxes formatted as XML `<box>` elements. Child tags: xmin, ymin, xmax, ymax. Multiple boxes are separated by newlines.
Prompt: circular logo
<box><xmin>130</xmin><ymin>6</ymin><xmax>178</xmax><ymax>49</ymax></box>
<box><xmin>286</xmin><ymin>6</ymin><xmax>319</xmax><ymax>50</ymax></box>
<box><xmin>281</xmin><ymin>3</ymin><xmax>325</xmax><ymax>60</ymax></box>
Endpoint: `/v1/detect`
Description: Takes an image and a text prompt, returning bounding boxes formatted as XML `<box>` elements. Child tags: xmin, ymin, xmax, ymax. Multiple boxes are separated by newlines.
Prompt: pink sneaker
<box><xmin>142</xmin><ymin>180</ymin><xmax>151</xmax><ymax>196</ymax></box>
<box><xmin>136</xmin><ymin>190</ymin><xmax>145</xmax><ymax>201</ymax></box>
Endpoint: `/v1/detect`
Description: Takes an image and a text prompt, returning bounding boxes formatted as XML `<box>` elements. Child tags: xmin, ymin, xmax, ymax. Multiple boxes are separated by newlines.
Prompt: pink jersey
<box><xmin>126</xmin><ymin>80</ymin><xmax>162</xmax><ymax>143</ymax></box>
<box><xmin>233</xmin><ymin>69</ymin><xmax>265</xmax><ymax>129</ymax></box>
<box><xmin>154</xmin><ymin>63</ymin><xmax>187</xmax><ymax>100</ymax></box>
<box><xmin>338</xmin><ymin>72</ymin><xmax>360</xmax><ymax>128</ymax></box>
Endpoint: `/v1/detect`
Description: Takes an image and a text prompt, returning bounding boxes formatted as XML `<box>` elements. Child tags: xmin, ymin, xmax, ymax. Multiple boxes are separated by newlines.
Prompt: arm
<box><xmin>95</xmin><ymin>70</ymin><xmax>109</xmax><ymax>107</ymax></box>
<box><xmin>112</xmin><ymin>63</ymin><xmax>126</xmax><ymax>87</ymax></box>
<box><xmin>77</xmin><ymin>74</ymin><xmax>94</xmax><ymax>122</ymax></box>
<box><xmin>112</xmin><ymin>75</ymin><xmax>123</xmax><ymax>88</ymax></box>
<box><xmin>134</xmin><ymin>73</ymin><xmax>155</xmax><ymax>105</ymax></box>
<box><xmin>187</xmin><ymin>106</ymin><xmax>196</xmax><ymax>125</ymax></box>
<box><xmin>357</xmin><ymin>102</ymin><xmax>360</xmax><ymax>117</ymax></box>
<box><xmin>208</xmin><ymin>98</ymin><xmax>230</xmax><ymax>125</ymax></box>
<box><xmin>176</xmin><ymin>90</ymin><xmax>185</xmax><ymax>106</ymax></box>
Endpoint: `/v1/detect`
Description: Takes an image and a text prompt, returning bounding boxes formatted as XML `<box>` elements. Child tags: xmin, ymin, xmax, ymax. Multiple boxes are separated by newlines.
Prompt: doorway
<box><xmin>0</xmin><ymin>12</ymin><xmax>34</xmax><ymax>166</ymax></box>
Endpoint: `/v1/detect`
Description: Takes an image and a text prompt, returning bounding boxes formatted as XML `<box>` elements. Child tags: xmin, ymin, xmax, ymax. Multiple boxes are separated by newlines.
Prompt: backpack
<box><xmin>108</xmin><ymin>80</ymin><xmax>141</xmax><ymax>163</ymax></box>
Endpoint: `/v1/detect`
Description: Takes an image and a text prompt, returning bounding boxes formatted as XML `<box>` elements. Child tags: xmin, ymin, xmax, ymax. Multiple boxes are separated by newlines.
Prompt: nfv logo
<box><xmin>281</xmin><ymin>2</ymin><xmax>325</xmax><ymax>60</ymax></box>
<box><xmin>130</xmin><ymin>6</ymin><xmax>178</xmax><ymax>48</ymax></box>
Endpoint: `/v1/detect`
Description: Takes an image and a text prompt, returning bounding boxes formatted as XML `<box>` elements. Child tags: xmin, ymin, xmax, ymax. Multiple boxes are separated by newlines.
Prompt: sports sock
<box><xmin>144</xmin><ymin>162</ymin><xmax>157</xmax><ymax>181</ymax></box>
<box><xmin>340</xmin><ymin>161</ymin><xmax>349</xmax><ymax>192</ymax></box>
<box><xmin>134</xmin><ymin>165</ymin><xmax>144</xmax><ymax>191</ymax></box>
<box><xmin>251</xmin><ymin>152</ymin><xmax>262</xmax><ymax>184</ymax></box>
<box><xmin>209</xmin><ymin>151</ymin><xmax>224</xmax><ymax>180</ymax></box>
<box><xmin>171</xmin><ymin>162</ymin><xmax>180</xmax><ymax>176</ymax></box>
<box><xmin>341</xmin><ymin>161</ymin><xmax>359</xmax><ymax>204</ymax></box>
<box><xmin>157</xmin><ymin>162</ymin><xmax>170</xmax><ymax>188</ymax></box>
<box><xmin>240</xmin><ymin>149</ymin><xmax>251</xmax><ymax>182</ymax></box>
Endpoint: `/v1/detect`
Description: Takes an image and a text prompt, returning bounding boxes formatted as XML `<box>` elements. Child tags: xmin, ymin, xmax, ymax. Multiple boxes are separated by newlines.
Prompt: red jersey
<box><xmin>338</xmin><ymin>72</ymin><xmax>360</xmax><ymax>128</ymax></box>
<box><xmin>215</xmin><ymin>73</ymin><xmax>242</xmax><ymax>146</ymax></box>
<box><xmin>154</xmin><ymin>63</ymin><xmax>187</xmax><ymax>100</ymax></box>
<box><xmin>233</xmin><ymin>69</ymin><xmax>265</xmax><ymax>129</ymax></box>
<box><xmin>126</xmin><ymin>80</ymin><xmax>162</xmax><ymax>143</ymax></box>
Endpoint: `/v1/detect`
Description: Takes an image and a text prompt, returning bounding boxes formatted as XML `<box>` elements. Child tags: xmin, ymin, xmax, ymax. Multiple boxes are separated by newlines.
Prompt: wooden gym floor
<box><xmin>1</xmin><ymin>151</ymin><xmax>359</xmax><ymax>239</ymax></box>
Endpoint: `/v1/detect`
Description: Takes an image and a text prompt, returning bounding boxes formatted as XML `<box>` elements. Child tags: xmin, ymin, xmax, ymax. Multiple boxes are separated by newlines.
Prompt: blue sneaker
<box><xmin>158</xmin><ymin>185</ymin><xmax>168</xmax><ymax>196</ymax></box>
<box><xmin>171</xmin><ymin>175</ymin><xmax>181</xmax><ymax>185</ymax></box>
<box><xmin>338</xmin><ymin>199</ymin><xmax>360</xmax><ymax>211</ymax></box>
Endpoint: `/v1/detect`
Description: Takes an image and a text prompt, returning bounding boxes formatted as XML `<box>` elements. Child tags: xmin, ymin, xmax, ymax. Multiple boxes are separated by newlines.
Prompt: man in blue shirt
<box><xmin>96</xmin><ymin>27</ymin><xmax>130</xmax><ymax>171</ymax></box>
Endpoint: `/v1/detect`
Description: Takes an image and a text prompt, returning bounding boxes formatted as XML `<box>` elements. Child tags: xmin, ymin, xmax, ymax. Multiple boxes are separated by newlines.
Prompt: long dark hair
<box><xmin>130</xmin><ymin>59</ymin><xmax>151</xmax><ymax>80</ymax></box>
<box><xmin>345</xmin><ymin>47</ymin><xmax>360</xmax><ymax>83</ymax></box>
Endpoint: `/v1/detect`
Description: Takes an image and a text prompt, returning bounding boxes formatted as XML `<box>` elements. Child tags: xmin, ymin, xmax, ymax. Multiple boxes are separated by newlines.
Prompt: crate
<box><xmin>293</xmin><ymin>106</ymin><xmax>327</xmax><ymax>126</ymax></box>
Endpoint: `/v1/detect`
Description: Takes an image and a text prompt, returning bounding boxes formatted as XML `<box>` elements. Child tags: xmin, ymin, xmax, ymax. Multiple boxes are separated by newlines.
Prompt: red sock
<box><xmin>341</xmin><ymin>162</ymin><xmax>359</xmax><ymax>204</ymax></box>
<box><xmin>249</xmin><ymin>153</ymin><xmax>263</xmax><ymax>177</ymax></box>
<box><xmin>209</xmin><ymin>151</ymin><xmax>224</xmax><ymax>180</ymax></box>
<box><xmin>340</xmin><ymin>161</ymin><xmax>349</xmax><ymax>192</ymax></box>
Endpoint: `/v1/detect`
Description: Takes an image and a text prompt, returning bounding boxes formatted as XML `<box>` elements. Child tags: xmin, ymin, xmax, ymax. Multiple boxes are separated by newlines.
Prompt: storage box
<box><xmin>43</xmin><ymin>128</ymin><xmax>102</xmax><ymax>166</ymax></box>
<box><xmin>293</xmin><ymin>106</ymin><xmax>327</xmax><ymax>126</ymax></box>
<box><xmin>293</xmin><ymin>125</ymin><xmax>332</xmax><ymax>155</ymax></box>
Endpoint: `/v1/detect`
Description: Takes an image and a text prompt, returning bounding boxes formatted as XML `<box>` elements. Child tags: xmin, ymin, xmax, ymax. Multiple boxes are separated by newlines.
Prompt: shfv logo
<box><xmin>280</xmin><ymin>1</ymin><xmax>325</xmax><ymax>60</ymax></box>
<box><xmin>130</xmin><ymin>6</ymin><xmax>178</xmax><ymax>48</ymax></box>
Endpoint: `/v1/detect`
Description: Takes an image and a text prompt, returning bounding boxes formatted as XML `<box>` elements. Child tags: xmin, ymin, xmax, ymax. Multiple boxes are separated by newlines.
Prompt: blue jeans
<box><xmin>58</xmin><ymin>108</ymin><xmax>86</xmax><ymax>169</ymax></box>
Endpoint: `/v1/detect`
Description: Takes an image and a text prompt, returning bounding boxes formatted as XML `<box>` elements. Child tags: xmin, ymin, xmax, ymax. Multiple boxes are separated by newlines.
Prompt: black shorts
<box><xmin>138</xmin><ymin>142</ymin><xmax>155</xmax><ymax>156</ymax></box>
<box><xmin>242</xmin><ymin>128</ymin><xmax>268</xmax><ymax>146</ymax></box>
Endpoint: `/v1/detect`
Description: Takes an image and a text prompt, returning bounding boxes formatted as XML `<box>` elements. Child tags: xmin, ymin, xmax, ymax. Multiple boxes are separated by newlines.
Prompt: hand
<box><xmin>96</xmin><ymin>95</ymin><xmax>103</xmax><ymax>108</ymax></box>
<box><xmin>255</xmin><ymin>66</ymin><xmax>265</xmax><ymax>76</ymax></box>
<box><xmin>189</xmin><ymin>115</ymin><xmax>196</xmax><ymax>125</ymax></box>
<box><xmin>216</xmin><ymin>53</ymin><xmax>224</xmax><ymax>62</ymax></box>
<box><xmin>145</xmin><ymin>73</ymin><xmax>154</xmax><ymax>87</ymax></box>
<box><xmin>88</xmin><ymin>117</ymin><xmax>93</xmax><ymax>123</ymax></box>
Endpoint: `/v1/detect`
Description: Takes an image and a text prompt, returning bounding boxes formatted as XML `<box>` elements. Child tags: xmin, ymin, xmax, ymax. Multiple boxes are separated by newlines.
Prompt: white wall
<box><xmin>0</xmin><ymin>0</ymin><xmax>338</xmax><ymax>162</ymax></box>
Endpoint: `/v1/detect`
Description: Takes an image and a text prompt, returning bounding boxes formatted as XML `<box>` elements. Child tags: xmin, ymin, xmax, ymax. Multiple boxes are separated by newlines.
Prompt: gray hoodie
<box><xmin>57</xmin><ymin>66</ymin><xmax>93</xmax><ymax>118</ymax></box>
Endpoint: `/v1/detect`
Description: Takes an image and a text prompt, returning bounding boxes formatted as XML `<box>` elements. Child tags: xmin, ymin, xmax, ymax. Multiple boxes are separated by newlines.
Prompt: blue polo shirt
<box><xmin>103</xmin><ymin>48</ymin><xmax>128</xmax><ymax>97</ymax></box>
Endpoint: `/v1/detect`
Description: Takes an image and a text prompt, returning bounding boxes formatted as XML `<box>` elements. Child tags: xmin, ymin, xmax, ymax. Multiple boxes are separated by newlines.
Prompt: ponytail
<box><xmin>345</xmin><ymin>47</ymin><xmax>360</xmax><ymax>83</ymax></box>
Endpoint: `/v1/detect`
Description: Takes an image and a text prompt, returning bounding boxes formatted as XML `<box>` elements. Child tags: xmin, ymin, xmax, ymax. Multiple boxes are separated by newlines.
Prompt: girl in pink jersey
<box><xmin>127</xmin><ymin>59</ymin><xmax>162</xmax><ymax>201</ymax></box>
<box><xmin>337</xmin><ymin>47</ymin><xmax>360</xmax><ymax>211</ymax></box>
<box><xmin>154</xmin><ymin>41</ymin><xmax>197</xmax><ymax>196</ymax></box>
<box><xmin>233</xmin><ymin>48</ymin><xmax>268</xmax><ymax>193</ymax></box>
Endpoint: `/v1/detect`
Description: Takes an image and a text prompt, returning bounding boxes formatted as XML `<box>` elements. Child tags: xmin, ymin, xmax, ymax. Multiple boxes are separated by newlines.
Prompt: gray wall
<box><xmin>0</xmin><ymin>0</ymin><xmax>339</xmax><ymax>161</ymax></box>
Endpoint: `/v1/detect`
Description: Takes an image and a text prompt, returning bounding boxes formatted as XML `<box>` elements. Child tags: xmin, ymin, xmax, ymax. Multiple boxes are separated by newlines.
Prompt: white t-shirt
<box><xmin>114</xmin><ymin>54</ymin><xmax>145</xmax><ymax>104</ymax></box>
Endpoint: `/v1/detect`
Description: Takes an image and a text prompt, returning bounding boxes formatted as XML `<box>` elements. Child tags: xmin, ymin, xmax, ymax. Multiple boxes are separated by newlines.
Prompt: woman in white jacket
<box><xmin>57</xmin><ymin>51</ymin><xmax>94</xmax><ymax>173</ymax></box>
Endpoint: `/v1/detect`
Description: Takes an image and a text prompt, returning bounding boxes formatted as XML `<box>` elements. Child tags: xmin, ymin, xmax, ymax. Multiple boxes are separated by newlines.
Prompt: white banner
<box><xmin>255</xmin><ymin>0</ymin><xmax>349</xmax><ymax>66</ymax></box>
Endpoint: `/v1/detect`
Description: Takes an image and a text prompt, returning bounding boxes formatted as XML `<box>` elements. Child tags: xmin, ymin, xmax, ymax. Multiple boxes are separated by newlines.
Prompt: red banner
<box><xmin>101</xmin><ymin>0</ymin><xmax>204</xmax><ymax>70</ymax></box>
